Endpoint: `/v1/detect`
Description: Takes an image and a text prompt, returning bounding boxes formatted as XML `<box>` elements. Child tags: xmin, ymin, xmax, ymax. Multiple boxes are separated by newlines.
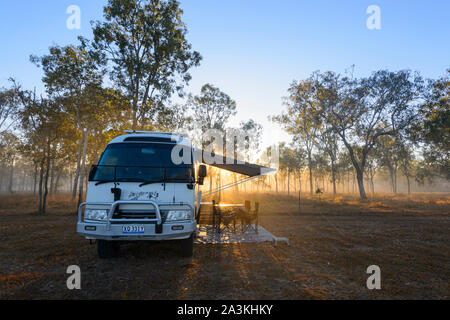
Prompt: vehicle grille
<box><xmin>115</xmin><ymin>210</ymin><xmax>158</xmax><ymax>219</ymax></box>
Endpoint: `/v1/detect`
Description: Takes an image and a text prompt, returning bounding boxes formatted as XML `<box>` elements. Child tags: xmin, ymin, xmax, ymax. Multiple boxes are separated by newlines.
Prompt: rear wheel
<box><xmin>97</xmin><ymin>240</ymin><xmax>119</xmax><ymax>259</ymax></box>
<box><xmin>179</xmin><ymin>234</ymin><xmax>194</xmax><ymax>257</ymax></box>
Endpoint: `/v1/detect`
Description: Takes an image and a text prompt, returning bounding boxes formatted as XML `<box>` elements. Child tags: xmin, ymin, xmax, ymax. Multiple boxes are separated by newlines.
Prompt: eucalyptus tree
<box><xmin>375</xmin><ymin>136</ymin><xmax>401</xmax><ymax>193</ymax></box>
<box><xmin>18</xmin><ymin>92</ymin><xmax>65</xmax><ymax>213</ymax></box>
<box><xmin>314</xmin><ymin>125</ymin><xmax>340</xmax><ymax>196</ymax></box>
<box><xmin>238</xmin><ymin>119</ymin><xmax>263</xmax><ymax>162</ymax></box>
<box><xmin>30</xmin><ymin>42</ymin><xmax>126</xmax><ymax>205</ymax></box>
<box><xmin>278</xmin><ymin>144</ymin><xmax>296</xmax><ymax>195</ymax></box>
<box><xmin>31</xmin><ymin>41</ymin><xmax>107</xmax><ymax>201</ymax></box>
<box><xmin>0</xmin><ymin>80</ymin><xmax>23</xmax><ymax>193</ymax></box>
<box><xmin>186</xmin><ymin>83</ymin><xmax>237</xmax><ymax>194</ymax></box>
<box><xmin>336</xmin><ymin>151</ymin><xmax>355</xmax><ymax>193</ymax></box>
<box><xmin>219</xmin><ymin>119</ymin><xmax>263</xmax><ymax>192</ymax></box>
<box><xmin>315</xmin><ymin>70</ymin><xmax>424</xmax><ymax>199</ymax></box>
<box><xmin>364</xmin><ymin>154</ymin><xmax>379</xmax><ymax>196</ymax></box>
<box><xmin>398</xmin><ymin>143</ymin><xmax>415</xmax><ymax>194</ymax></box>
<box><xmin>92</xmin><ymin>0</ymin><xmax>202</xmax><ymax>130</ymax></box>
<box><xmin>151</xmin><ymin>102</ymin><xmax>190</xmax><ymax>132</ymax></box>
<box><xmin>187</xmin><ymin>83</ymin><xmax>237</xmax><ymax>136</ymax></box>
<box><xmin>291</xmin><ymin>145</ymin><xmax>307</xmax><ymax>194</ymax></box>
<box><xmin>0</xmin><ymin>83</ymin><xmax>21</xmax><ymax>133</ymax></box>
<box><xmin>0</xmin><ymin>131</ymin><xmax>20</xmax><ymax>193</ymax></box>
<box><xmin>272</xmin><ymin>78</ymin><xmax>321</xmax><ymax>195</ymax></box>
<box><xmin>311</xmin><ymin>152</ymin><xmax>329</xmax><ymax>192</ymax></box>
<box><xmin>75</xmin><ymin>85</ymin><xmax>126</xmax><ymax>205</ymax></box>
<box><xmin>261</xmin><ymin>145</ymin><xmax>280</xmax><ymax>193</ymax></box>
<box><xmin>416</xmin><ymin>70</ymin><xmax>449</xmax><ymax>182</ymax></box>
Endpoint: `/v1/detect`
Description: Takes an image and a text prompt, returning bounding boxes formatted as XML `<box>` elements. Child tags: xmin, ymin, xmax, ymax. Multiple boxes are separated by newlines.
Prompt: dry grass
<box><xmin>0</xmin><ymin>192</ymin><xmax>449</xmax><ymax>299</ymax></box>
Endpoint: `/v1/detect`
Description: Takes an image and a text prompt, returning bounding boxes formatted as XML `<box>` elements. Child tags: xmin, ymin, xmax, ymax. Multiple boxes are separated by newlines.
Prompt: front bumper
<box><xmin>77</xmin><ymin>200</ymin><xmax>196</xmax><ymax>241</ymax></box>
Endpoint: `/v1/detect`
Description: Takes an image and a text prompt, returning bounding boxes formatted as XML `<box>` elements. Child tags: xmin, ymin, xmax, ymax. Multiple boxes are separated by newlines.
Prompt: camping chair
<box><xmin>212</xmin><ymin>200</ymin><xmax>235</xmax><ymax>234</ymax></box>
<box><xmin>239</xmin><ymin>201</ymin><xmax>259</xmax><ymax>234</ymax></box>
<box><xmin>217</xmin><ymin>208</ymin><xmax>237</xmax><ymax>234</ymax></box>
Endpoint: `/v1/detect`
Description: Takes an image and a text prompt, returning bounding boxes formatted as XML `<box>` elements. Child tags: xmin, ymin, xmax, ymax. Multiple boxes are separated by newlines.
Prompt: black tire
<box><xmin>97</xmin><ymin>240</ymin><xmax>119</xmax><ymax>259</ymax></box>
<box><xmin>179</xmin><ymin>233</ymin><xmax>194</xmax><ymax>257</ymax></box>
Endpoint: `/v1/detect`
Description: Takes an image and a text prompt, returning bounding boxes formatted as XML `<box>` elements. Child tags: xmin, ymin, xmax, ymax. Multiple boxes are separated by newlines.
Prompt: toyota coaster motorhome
<box><xmin>76</xmin><ymin>131</ymin><xmax>206</xmax><ymax>259</ymax></box>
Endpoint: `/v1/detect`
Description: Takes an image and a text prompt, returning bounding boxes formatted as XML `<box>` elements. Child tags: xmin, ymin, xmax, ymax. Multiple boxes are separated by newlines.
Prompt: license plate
<box><xmin>122</xmin><ymin>225</ymin><xmax>145</xmax><ymax>234</ymax></box>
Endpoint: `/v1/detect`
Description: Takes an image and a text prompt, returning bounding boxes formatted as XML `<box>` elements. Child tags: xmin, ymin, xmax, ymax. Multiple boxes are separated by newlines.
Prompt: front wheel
<box><xmin>97</xmin><ymin>240</ymin><xmax>119</xmax><ymax>259</ymax></box>
<box><xmin>179</xmin><ymin>234</ymin><xmax>194</xmax><ymax>257</ymax></box>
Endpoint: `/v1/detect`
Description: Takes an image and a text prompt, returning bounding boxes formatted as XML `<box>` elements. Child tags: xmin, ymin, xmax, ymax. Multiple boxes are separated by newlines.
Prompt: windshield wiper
<box><xmin>95</xmin><ymin>178</ymin><xmax>146</xmax><ymax>186</ymax></box>
<box><xmin>138</xmin><ymin>167</ymin><xmax>167</xmax><ymax>188</ymax></box>
<box><xmin>139</xmin><ymin>181</ymin><xmax>162</xmax><ymax>187</ymax></box>
<box><xmin>139</xmin><ymin>178</ymin><xmax>194</xmax><ymax>187</ymax></box>
<box><xmin>94</xmin><ymin>180</ymin><xmax>115</xmax><ymax>186</ymax></box>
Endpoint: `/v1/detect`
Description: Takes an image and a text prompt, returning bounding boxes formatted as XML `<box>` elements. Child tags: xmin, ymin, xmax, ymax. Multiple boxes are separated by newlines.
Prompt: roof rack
<box><xmin>124</xmin><ymin>130</ymin><xmax>189</xmax><ymax>137</ymax></box>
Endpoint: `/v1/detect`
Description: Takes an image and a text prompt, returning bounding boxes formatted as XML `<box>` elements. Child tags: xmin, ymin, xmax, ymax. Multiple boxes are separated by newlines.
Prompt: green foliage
<box><xmin>0</xmin><ymin>84</ymin><xmax>22</xmax><ymax>133</ymax></box>
<box><xmin>0</xmin><ymin>131</ymin><xmax>20</xmax><ymax>163</ymax></box>
<box><xmin>273</xmin><ymin>69</ymin><xmax>425</xmax><ymax>198</ymax></box>
<box><xmin>92</xmin><ymin>0</ymin><xmax>202</xmax><ymax>129</ymax></box>
<box><xmin>416</xmin><ymin>70</ymin><xmax>450</xmax><ymax>182</ymax></box>
<box><xmin>238</xmin><ymin>119</ymin><xmax>263</xmax><ymax>161</ymax></box>
<box><xmin>272</xmin><ymin>77</ymin><xmax>320</xmax><ymax>156</ymax></box>
<box><xmin>187</xmin><ymin>83</ymin><xmax>237</xmax><ymax>132</ymax></box>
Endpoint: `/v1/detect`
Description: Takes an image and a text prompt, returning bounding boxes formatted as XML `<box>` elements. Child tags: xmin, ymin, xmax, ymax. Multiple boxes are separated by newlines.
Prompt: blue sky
<box><xmin>0</xmin><ymin>0</ymin><xmax>449</xmax><ymax>146</ymax></box>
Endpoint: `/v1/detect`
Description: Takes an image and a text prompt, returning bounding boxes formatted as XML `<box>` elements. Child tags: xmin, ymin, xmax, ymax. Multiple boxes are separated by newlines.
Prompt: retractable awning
<box><xmin>196</xmin><ymin>150</ymin><xmax>276</xmax><ymax>199</ymax></box>
<box><xmin>198</xmin><ymin>151</ymin><xmax>276</xmax><ymax>177</ymax></box>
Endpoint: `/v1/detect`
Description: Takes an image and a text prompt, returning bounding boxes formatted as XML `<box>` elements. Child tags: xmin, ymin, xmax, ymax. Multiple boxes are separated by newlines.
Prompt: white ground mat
<box><xmin>195</xmin><ymin>224</ymin><xmax>275</xmax><ymax>244</ymax></box>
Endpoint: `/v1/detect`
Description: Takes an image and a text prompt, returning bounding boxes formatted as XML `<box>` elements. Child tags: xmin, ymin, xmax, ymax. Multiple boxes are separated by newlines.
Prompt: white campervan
<box><xmin>76</xmin><ymin>131</ymin><xmax>207</xmax><ymax>259</ymax></box>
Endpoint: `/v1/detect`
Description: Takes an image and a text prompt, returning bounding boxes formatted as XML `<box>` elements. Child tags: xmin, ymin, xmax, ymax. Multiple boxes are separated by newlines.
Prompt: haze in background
<box><xmin>1</xmin><ymin>0</ymin><xmax>449</xmax><ymax>148</ymax></box>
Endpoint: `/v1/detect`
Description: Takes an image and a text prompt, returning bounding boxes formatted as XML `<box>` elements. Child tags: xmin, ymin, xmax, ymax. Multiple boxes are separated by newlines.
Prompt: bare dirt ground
<box><xmin>0</xmin><ymin>192</ymin><xmax>449</xmax><ymax>300</ymax></box>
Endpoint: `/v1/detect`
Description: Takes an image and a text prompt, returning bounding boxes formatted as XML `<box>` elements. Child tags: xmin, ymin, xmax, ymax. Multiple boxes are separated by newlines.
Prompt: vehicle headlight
<box><xmin>84</xmin><ymin>209</ymin><xmax>108</xmax><ymax>221</ymax></box>
<box><xmin>166</xmin><ymin>210</ymin><xmax>192</xmax><ymax>221</ymax></box>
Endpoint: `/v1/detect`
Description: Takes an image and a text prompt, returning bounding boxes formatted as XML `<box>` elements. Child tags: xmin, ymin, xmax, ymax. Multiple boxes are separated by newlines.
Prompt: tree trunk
<box><xmin>371</xmin><ymin>176</ymin><xmax>375</xmax><ymax>196</ymax></box>
<box><xmin>33</xmin><ymin>162</ymin><xmax>38</xmax><ymax>196</ymax></box>
<box><xmin>54</xmin><ymin>168</ymin><xmax>62</xmax><ymax>194</ymax></box>
<box><xmin>309</xmin><ymin>162</ymin><xmax>313</xmax><ymax>196</ymax></box>
<box><xmin>387</xmin><ymin>164</ymin><xmax>397</xmax><ymax>194</ymax></box>
<box><xmin>331</xmin><ymin>160</ymin><xmax>337</xmax><ymax>197</ymax></box>
<box><xmin>131</xmin><ymin>102</ymin><xmax>138</xmax><ymax>131</ymax></box>
<box><xmin>49</xmin><ymin>158</ymin><xmax>55</xmax><ymax>195</ymax></box>
<box><xmin>78</xmin><ymin>129</ymin><xmax>89</xmax><ymax>207</ymax></box>
<box><xmin>393</xmin><ymin>168</ymin><xmax>397</xmax><ymax>194</ymax></box>
<box><xmin>69</xmin><ymin>164</ymin><xmax>73</xmax><ymax>194</ymax></box>
<box><xmin>21</xmin><ymin>170</ymin><xmax>26</xmax><ymax>192</ymax></box>
<box><xmin>298</xmin><ymin>173</ymin><xmax>302</xmax><ymax>193</ymax></box>
<box><xmin>275</xmin><ymin>173</ymin><xmax>278</xmax><ymax>194</ymax></box>
<box><xmin>293</xmin><ymin>171</ymin><xmax>297</xmax><ymax>193</ymax></box>
<box><xmin>42</xmin><ymin>138</ymin><xmax>51</xmax><ymax>214</ymax></box>
<box><xmin>72</xmin><ymin>129</ymin><xmax>85</xmax><ymax>200</ymax></box>
<box><xmin>85</xmin><ymin>170</ymin><xmax>88</xmax><ymax>196</ymax></box>
<box><xmin>38</xmin><ymin>151</ymin><xmax>45</xmax><ymax>214</ymax></box>
<box><xmin>287</xmin><ymin>169</ymin><xmax>290</xmax><ymax>196</ymax></box>
<box><xmin>352</xmin><ymin>172</ymin><xmax>355</xmax><ymax>193</ymax></box>
<box><xmin>355</xmin><ymin>168</ymin><xmax>367</xmax><ymax>199</ymax></box>
<box><xmin>406</xmin><ymin>175</ymin><xmax>411</xmax><ymax>195</ymax></box>
<box><xmin>347</xmin><ymin>170</ymin><xmax>350</xmax><ymax>193</ymax></box>
<box><xmin>0</xmin><ymin>166</ymin><xmax>4</xmax><ymax>193</ymax></box>
<box><xmin>8</xmin><ymin>157</ymin><xmax>15</xmax><ymax>193</ymax></box>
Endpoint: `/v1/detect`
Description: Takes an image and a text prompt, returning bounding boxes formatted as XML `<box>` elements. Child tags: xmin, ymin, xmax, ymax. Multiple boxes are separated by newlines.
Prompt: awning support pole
<box><xmin>202</xmin><ymin>175</ymin><xmax>263</xmax><ymax>198</ymax></box>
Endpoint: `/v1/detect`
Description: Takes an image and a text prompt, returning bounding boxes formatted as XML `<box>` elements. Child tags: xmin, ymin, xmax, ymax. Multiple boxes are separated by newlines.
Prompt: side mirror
<box><xmin>198</xmin><ymin>165</ymin><xmax>207</xmax><ymax>178</ymax></box>
<box><xmin>197</xmin><ymin>165</ymin><xmax>207</xmax><ymax>185</ymax></box>
<box><xmin>88</xmin><ymin>165</ymin><xmax>97</xmax><ymax>181</ymax></box>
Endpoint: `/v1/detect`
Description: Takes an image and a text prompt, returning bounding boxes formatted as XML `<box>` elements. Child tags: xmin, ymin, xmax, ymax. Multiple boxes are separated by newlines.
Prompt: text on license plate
<box><xmin>122</xmin><ymin>225</ymin><xmax>145</xmax><ymax>234</ymax></box>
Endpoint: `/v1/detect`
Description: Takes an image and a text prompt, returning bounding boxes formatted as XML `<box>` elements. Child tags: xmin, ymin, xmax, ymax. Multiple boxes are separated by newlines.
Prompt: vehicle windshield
<box><xmin>89</xmin><ymin>142</ymin><xmax>193</xmax><ymax>183</ymax></box>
